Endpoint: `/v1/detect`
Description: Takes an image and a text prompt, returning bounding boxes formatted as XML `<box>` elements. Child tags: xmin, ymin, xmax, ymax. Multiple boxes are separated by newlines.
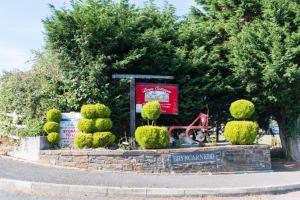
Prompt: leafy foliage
<box><xmin>94</xmin><ymin>118</ymin><xmax>112</xmax><ymax>132</ymax></box>
<box><xmin>135</xmin><ymin>126</ymin><xmax>169</xmax><ymax>149</ymax></box>
<box><xmin>230</xmin><ymin>99</ymin><xmax>255</xmax><ymax>120</ymax></box>
<box><xmin>74</xmin><ymin>133</ymin><xmax>93</xmax><ymax>149</ymax></box>
<box><xmin>224</xmin><ymin>121</ymin><xmax>259</xmax><ymax>145</ymax></box>
<box><xmin>47</xmin><ymin>132</ymin><xmax>60</xmax><ymax>144</ymax></box>
<box><xmin>43</xmin><ymin>122</ymin><xmax>60</xmax><ymax>133</ymax></box>
<box><xmin>80</xmin><ymin>104</ymin><xmax>98</xmax><ymax>119</ymax></box>
<box><xmin>77</xmin><ymin>119</ymin><xmax>95</xmax><ymax>133</ymax></box>
<box><xmin>92</xmin><ymin>131</ymin><xmax>116</xmax><ymax>148</ymax></box>
<box><xmin>46</xmin><ymin>109</ymin><xmax>61</xmax><ymax>123</ymax></box>
<box><xmin>141</xmin><ymin>101</ymin><xmax>161</xmax><ymax>121</ymax></box>
<box><xmin>0</xmin><ymin>0</ymin><xmax>299</xmax><ymax>156</ymax></box>
<box><xmin>95</xmin><ymin>103</ymin><xmax>111</xmax><ymax>118</ymax></box>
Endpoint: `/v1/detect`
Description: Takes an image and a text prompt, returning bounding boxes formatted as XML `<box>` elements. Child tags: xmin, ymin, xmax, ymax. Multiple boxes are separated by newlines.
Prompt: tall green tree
<box><xmin>43</xmin><ymin>0</ymin><xmax>180</xmax><ymax>132</ymax></box>
<box><xmin>193</xmin><ymin>0</ymin><xmax>300</xmax><ymax>154</ymax></box>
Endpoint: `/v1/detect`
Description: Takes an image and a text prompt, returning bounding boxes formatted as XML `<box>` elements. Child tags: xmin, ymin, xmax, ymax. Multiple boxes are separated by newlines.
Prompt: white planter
<box><xmin>9</xmin><ymin>136</ymin><xmax>50</xmax><ymax>161</ymax></box>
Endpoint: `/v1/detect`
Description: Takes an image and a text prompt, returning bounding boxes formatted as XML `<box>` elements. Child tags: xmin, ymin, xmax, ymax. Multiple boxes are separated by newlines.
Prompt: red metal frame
<box><xmin>168</xmin><ymin>113</ymin><xmax>211</xmax><ymax>137</ymax></box>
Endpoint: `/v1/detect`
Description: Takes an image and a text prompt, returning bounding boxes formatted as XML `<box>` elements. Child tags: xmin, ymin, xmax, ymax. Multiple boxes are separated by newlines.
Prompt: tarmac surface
<box><xmin>1</xmin><ymin>156</ymin><xmax>300</xmax><ymax>198</ymax></box>
<box><xmin>1</xmin><ymin>157</ymin><xmax>300</xmax><ymax>189</ymax></box>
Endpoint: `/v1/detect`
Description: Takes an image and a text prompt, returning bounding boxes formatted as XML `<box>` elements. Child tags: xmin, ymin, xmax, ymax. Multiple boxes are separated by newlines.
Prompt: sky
<box><xmin>0</xmin><ymin>0</ymin><xmax>197</xmax><ymax>73</ymax></box>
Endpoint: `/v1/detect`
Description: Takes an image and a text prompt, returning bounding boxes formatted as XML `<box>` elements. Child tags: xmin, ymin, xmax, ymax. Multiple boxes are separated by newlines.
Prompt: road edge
<box><xmin>1</xmin><ymin>178</ymin><xmax>300</xmax><ymax>198</ymax></box>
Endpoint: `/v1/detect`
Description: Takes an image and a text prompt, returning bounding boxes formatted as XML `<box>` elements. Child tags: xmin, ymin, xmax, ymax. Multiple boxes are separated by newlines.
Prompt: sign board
<box><xmin>59</xmin><ymin>112</ymin><xmax>82</xmax><ymax>147</ymax></box>
<box><xmin>136</xmin><ymin>83</ymin><xmax>178</xmax><ymax>114</ymax></box>
<box><xmin>170</xmin><ymin>151</ymin><xmax>216</xmax><ymax>165</ymax></box>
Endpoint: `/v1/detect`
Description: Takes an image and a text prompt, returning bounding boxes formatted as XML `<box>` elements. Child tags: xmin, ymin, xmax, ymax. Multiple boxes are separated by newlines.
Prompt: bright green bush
<box><xmin>224</xmin><ymin>121</ymin><xmax>259</xmax><ymax>145</ymax></box>
<box><xmin>43</xmin><ymin>122</ymin><xmax>60</xmax><ymax>133</ymax></box>
<box><xmin>47</xmin><ymin>132</ymin><xmax>60</xmax><ymax>144</ymax></box>
<box><xmin>94</xmin><ymin>118</ymin><xmax>112</xmax><ymax>131</ymax></box>
<box><xmin>80</xmin><ymin>104</ymin><xmax>97</xmax><ymax>119</ymax></box>
<box><xmin>77</xmin><ymin>119</ymin><xmax>94</xmax><ymax>133</ymax></box>
<box><xmin>74</xmin><ymin>133</ymin><xmax>93</xmax><ymax>149</ymax></box>
<box><xmin>46</xmin><ymin>109</ymin><xmax>61</xmax><ymax>123</ymax></box>
<box><xmin>141</xmin><ymin>101</ymin><xmax>161</xmax><ymax>121</ymax></box>
<box><xmin>229</xmin><ymin>99</ymin><xmax>255</xmax><ymax>120</ymax></box>
<box><xmin>135</xmin><ymin>126</ymin><xmax>169</xmax><ymax>149</ymax></box>
<box><xmin>95</xmin><ymin>103</ymin><xmax>111</xmax><ymax>118</ymax></box>
<box><xmin>93</xmin><ymin>132</ymin><xmax>116</xmax><ymax>148</ymax></box>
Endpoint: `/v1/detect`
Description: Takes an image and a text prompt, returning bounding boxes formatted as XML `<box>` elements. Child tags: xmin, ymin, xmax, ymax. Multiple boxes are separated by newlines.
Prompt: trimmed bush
<box><xmin>74</xmin><ymin>133</ymin><xmax>93</xmax><ymax>149</ymax></box>
<box><xmin>46</xmin><ymin>109</ymin><xmax>61</xmax><ymax>123</ymax></box>
<box><xmin>229</xmin><ymin>99</ymin><xmax>255</xmax><ymax>120</ymax></box>
<box><xmin>224</xmin><ymin>121</ymin><xmax>259</xmax><ymax>145</ymax></box>
<box><xmin>80</xmin><ymin>104</ymin><xmax>97</xmax><ymax>119</ymax></box>
<box><xmin>141</xmin><ymin>101</ymin><xmax>161</xmax><ymax>121</ymax></box>
<box><xmin>135</xmin><ymin>126</ymin><xmax>169</xmax><ymax>149</ymax></box>
<box><xmin>43</xmin><ymin>122</ymin><xmax>60</xmax><ymax>133</ymax></box>
<box><xmin>94</xmin><ymin>118</ymin><xmax>112</xmax><ymax>132</ymax></box>
<box><xmin>95</xmin><ymin>103</ymin><xmax>111</xmax><ymax>118</ymax></box>
<box><xmin>93</xmin><ymin>132</ymin><xmax>116</xmax><ymax>148</ymax></box>
<box><xmin>47</xmin><ymin>132</ymin><xmax>60</xmax><ymax>144</ymax></box>
<box><xmin>77</xmin><ymin>119</ymin><xmax>94</xmax><ymax>133</ymax></box>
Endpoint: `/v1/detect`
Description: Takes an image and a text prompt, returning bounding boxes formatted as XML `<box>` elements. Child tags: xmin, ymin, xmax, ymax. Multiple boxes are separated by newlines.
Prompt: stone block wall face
<box><xmin>39</xmin><ymin>145</ymin><xmax>271</xmax><ymax>173</ymax></box>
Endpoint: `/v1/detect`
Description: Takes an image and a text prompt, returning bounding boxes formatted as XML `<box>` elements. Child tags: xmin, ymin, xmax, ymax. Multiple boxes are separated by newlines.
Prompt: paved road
<box><xmin>1</xmin><ymin>157</ymin><xmax>300</xmax><ymax>189</ymax></box>
<box><xmin>1</xmin><ymin>190</ymin><xmax>300</xmax><ymax>200</ymax></box>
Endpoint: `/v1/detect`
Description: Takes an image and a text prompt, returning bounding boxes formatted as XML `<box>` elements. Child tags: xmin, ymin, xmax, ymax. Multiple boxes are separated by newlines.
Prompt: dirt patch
<box><xmin>0</xmin><ymin>137</ymin><xmax>17</xmax><ymax>155</ymax></box>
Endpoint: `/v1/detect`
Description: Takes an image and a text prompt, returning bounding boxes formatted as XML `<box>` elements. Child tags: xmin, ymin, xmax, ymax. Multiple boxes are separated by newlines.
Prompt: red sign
<box><xmin>136</xmin><ymin>84</ymin><xmax>178</xmax><ymax>115</ymax></box>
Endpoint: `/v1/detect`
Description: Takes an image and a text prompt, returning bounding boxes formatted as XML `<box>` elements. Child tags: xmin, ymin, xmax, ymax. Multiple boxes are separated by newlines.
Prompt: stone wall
<box><xmin>39</xmin><ymin>145</ymin><xmax>271</xmax><ymax>173</ymax></box>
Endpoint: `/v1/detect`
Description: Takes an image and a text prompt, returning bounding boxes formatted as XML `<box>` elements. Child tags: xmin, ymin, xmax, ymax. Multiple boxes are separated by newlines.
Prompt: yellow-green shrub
<box><xmin>135</xmin><ymin>126</ymin><xmax>169</xmax><ymax>149</ymax></box>
<box><xmin>95</xmin><ymin>103</ymin><xmax>111</xmax><ymax>118</ymax></box>
<box><xmin>94</xmin><ymin>118</ymin><xmax>112</xmax><ymax>131</ymax></box>
<box><xmin>74</xmin><ymin>133</ymin><xmax>93</xmax><ymax>149</ymax></box>
<box><xmin>43</xmin><ymin>122</ymin><xmax>60</xmax><ymax>133</ymax></box>
<box><xmin>141</xmin><ymin>101</ymin><xmax>161</xmax><ymax>121</ymax></box>
<box><xmin>80</xmin><ymin>104</ymin><xmax>97</xmax><ymax>119</ymax></box>
<box><xmin>93</xmin><ymin>132</ymin><xmax>116</xmax><ymax>148</ymax></box>
<box><xmin>229</xmin><ymin>99</ymin><xmax>255</xmax><ymax>120</ymax></box>
<box><xmin>224</xmin><ymin>121</ymin><xmax>258</xmax><ymax>145</ymax></box>
<box><xmin>46</xmin><ymin>109</ymin><xmax>61</xmax><ymax>123</ymax></box>
<box><xmin>47</xmin><ymin>132</ymin><xmax>60</xmax><ymax>144</ymax></box>
<box><xmin>77</xmin><ymin>119</ymin><xmax>94</xmax><ymax>133</ymax></box>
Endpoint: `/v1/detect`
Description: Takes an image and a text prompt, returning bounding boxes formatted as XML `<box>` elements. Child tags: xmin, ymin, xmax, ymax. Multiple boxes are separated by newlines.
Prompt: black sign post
<box><xmin>129</xmin><ymin>78</ymin><xmax>136</xmax><ymax>144</ymax></box>
<box><xmin>112</xmin><ymin>74</ymin><xmax>174</xmax><ymax>142</ymax></box>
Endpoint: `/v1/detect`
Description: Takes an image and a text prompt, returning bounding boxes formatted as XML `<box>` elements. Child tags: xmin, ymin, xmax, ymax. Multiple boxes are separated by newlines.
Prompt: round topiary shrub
<box><xmin>46</xmin><ymin>109</ymin><xmax>61</xmax><ymax>123</ymax></box>
<box><xmin>47</xmin><ymin>132</ymin><xmax>60</xmax><ymax>144</ymax></box>
<box><xmin>92</xmin><ymin>132</ymin><xmax>116</xmax><ymax>148</ymax></box>
<box><xmin>95</xmin><ymin>103</ymin><xmax>111</xmax><ymax>118</ymax></box>
<box><xmin>80</xmin><ymin>104</ymin><xmax>97</xmax><ymax>119</ymax></box>
<box><xmin>74</xmin><ymin>133</ymin><xmax>93</xmax><ymax>149</ymax></box>
<box><xmin>43</xmin><ymin>122</ymin><xmax>60</xmax><ymax>133</ymax></box>
<box><xmin>77</xmin><ymin>119</ymin><xmax>95</xmax><ymax>133</ymax></box>
<box><xmin>94</xmin><ymin>118</ymin><xmax>112</xmax><ymax>132</ymax></box>
<box><xmin>224</xmin><ymin>121</ymin><xmax>259</xmax><ymax>145</ymax></box>
<box><xmin>141</xmin><ymin>101</ymin><xmax>161</xmax><ymax>121</ymax></box>
<box><xmin>229</xmin><ymin>99</ymin><xmax>255</xmax><ymax>120</ymax></box>
<box><xmin>135</xmin><ymin>126</ymin><xmax>169</xmax><ymax>149</ymax></box>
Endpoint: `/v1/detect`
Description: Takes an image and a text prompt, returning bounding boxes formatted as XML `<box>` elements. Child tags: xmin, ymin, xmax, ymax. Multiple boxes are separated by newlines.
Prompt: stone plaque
<box><xmin>170</xmin><ymin>151</ymin><xmax>216</xmax><ymax>165</ymax></box>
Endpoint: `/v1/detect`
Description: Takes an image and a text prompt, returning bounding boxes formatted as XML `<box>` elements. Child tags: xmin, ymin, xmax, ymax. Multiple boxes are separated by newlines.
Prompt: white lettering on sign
<box><xmin>171</xmin><ymin>152</ymin><xmax>216</xmax><ymax>165</ymax></box>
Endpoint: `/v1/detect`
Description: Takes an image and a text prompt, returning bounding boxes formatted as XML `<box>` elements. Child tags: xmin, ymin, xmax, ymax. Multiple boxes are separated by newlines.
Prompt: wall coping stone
<box><xmin>40</xmin><ymin>144</ymin><xmax>270</xmax><ymax>156</ymax></box>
